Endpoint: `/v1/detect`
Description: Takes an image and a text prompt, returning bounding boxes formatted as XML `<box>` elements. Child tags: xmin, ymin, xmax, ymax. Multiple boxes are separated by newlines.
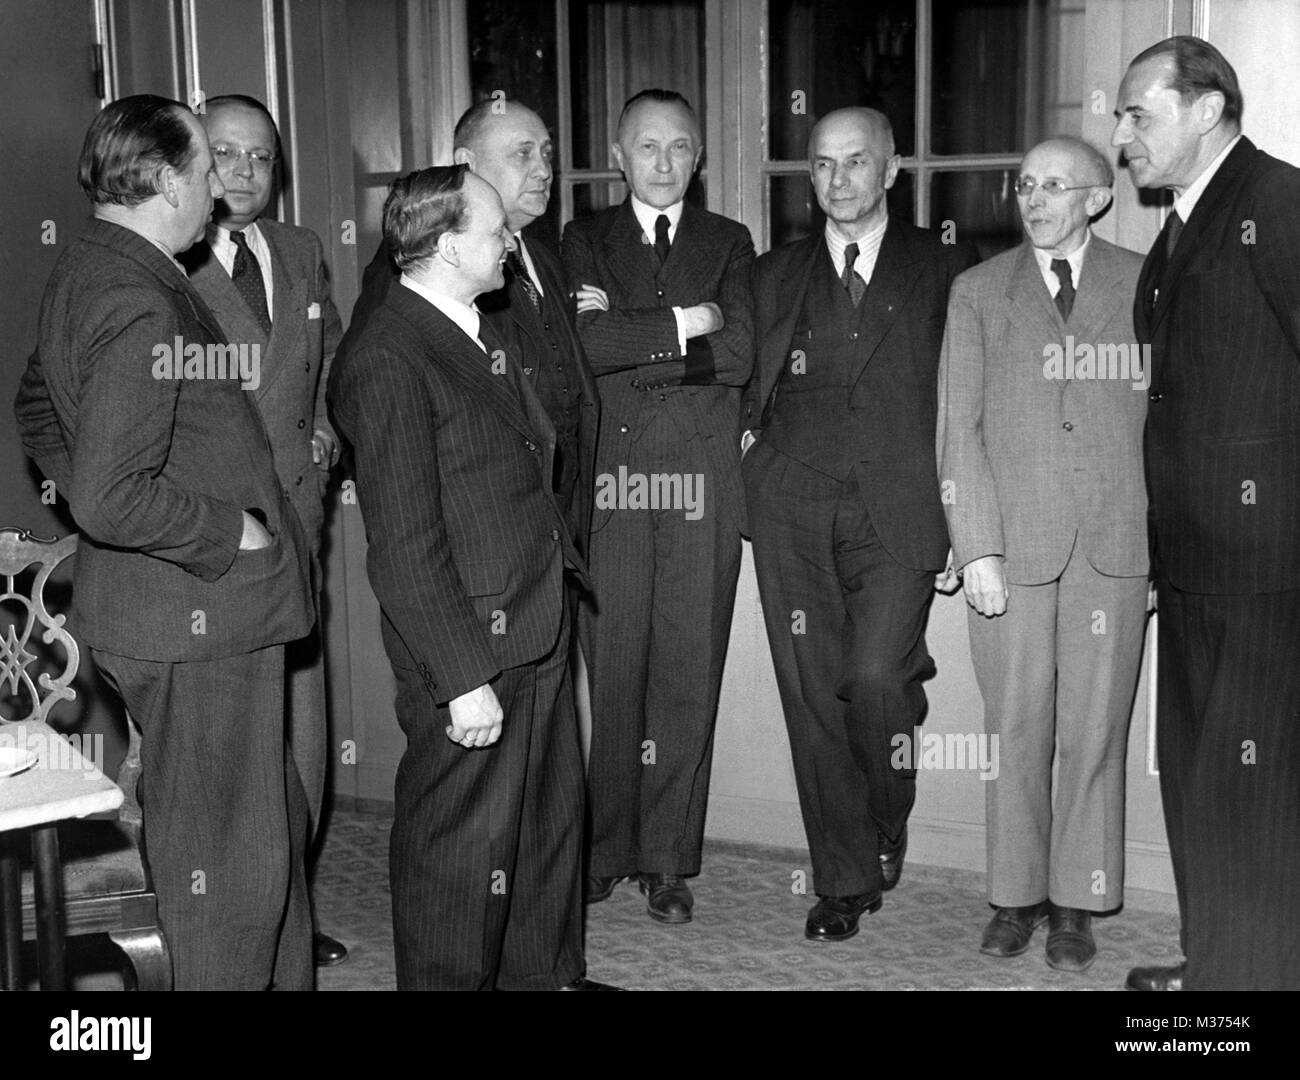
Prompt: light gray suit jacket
<box><xmin>183</xmin><ymin>218</ymin><xmax>342</xmax><ymax>548</ymax></box>
<box><xmin>937</xmin><ymin>235</ymin><xmax>1148</xmax><ymax>585</ymax></box>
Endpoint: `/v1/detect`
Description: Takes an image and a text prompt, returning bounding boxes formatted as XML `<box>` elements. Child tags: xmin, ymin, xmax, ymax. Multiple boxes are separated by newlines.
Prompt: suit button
<box><xmin>551</xmin><ymin>528</ymin><xmax>561</xmax><ymax>541</ymax></box>
<box><xmin>659</xmin><ymin>393</ymin><xmax>667</xmax><ymax>401</ymax></box>
<box><xmin>524</xmin><ymin>366</ymin><xmax>534</xmax><ymax>375</ymax></box>
<box><xmin>850</xmin><ymin>331</ymin><xmax>859</xmax><ymax>340</ymax></box>
<box><xmin>551</xmin><ymin>343</ymin><xmax>559</xmax><ymax>350</ymax></box>
<box><xmin>657</xmin><ymin>289</ymin><xmax>664</xmax><ymax>298</ymax></box>
<box><xmin>297</xmin><ymin>419</ymin><xmax>306</xmax><ymax>429</ymax></box>
<box><xmin>526</xmin><ymin>440</ymin><xmax>538</xmax><ymax>452</ymax></box>
<box><xmin>304</xmin><ymin>363</ymin><xmax>310</xmax><ymax>371</ymax></box>
<box><xmin>1062</xmin><ymin>421</ymin><xmax>1073</xmax><ymax>431</ymax></box>
<box><xmin>1149</xmin><ymin>391</ymin><xmax>1163</xmax><ymax>402</ymax></box>
<box><xmin>631</xmin><ymin>378</ymin><xmax>640</xmax><ymax>388</ymax></box>
<box><xmin>295</xmin><ymin>476</ymin><xmax>303</xmax><ymax>485</ymax></box>
<box><xmin>620</xmin><ymin>424</ymin><xmax>629</xmax><ymax>433</ymax></box>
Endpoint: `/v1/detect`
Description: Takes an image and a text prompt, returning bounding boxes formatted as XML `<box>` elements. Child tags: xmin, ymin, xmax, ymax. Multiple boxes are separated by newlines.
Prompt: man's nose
<box><xmin>654</xmin><ymin>149</ymin><xmax>673</xmax><ymax>173</ymax></box>
<box><xmin>1111</xmin><ymin>117</ymin><xmax>1132</xmax><ymax>147</ymax></box>
<box><xmin>232</xmin><ymin>151</ymin><xmax>254</xmax><ymax>177</ymax></box>
<box><xmin>533</xmin><ymin>154</ymin><xmax>552</xmax><ymax>181</ymax></box>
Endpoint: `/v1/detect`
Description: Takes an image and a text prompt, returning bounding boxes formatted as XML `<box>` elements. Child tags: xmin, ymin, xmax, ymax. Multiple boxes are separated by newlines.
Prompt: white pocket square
<box><xmin>307</xmin><ymin>302</ymin><xmax>321</xmax><ymax>320</ymax></box>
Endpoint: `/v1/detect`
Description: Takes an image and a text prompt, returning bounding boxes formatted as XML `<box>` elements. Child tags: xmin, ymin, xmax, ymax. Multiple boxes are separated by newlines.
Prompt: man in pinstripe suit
<box><xmin>1114</xmin><ymin>37</ymin><xmax>1300</xmax><ymax>991</ymax></box>
<box><xmin>562</xmin><ymin>90</ymin><xmax>755</xmax><ymax>924</ymax></box>
<box><xmin>328</xmin><ymin>166</ymin><xmax>614</xmax><ymax>990</ymax></box>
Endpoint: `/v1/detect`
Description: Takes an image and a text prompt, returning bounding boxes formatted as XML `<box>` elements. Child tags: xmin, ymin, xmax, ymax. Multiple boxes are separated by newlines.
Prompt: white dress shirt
<box><xmin>1175</xmin><ymin>134</ymin><xmax>1242</xmax><ymax>221</ymax></box>
<box><xmin>824</xmin><ymin>213</ymin><xmax>889</xmax><ymax>286</ymax></box>
<box><xmin>514</xmin><ymin>233</ymin><xmax>544</xmax><ymax>297</ymax></box>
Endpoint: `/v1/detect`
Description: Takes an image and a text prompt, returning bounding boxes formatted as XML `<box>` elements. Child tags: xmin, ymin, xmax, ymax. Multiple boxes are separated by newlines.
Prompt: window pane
<box><xmin>569</xmin><ymin>0</ymin><xmax>706</xmax><ymax>171</ymax></box>
<box><xmin>767</xmin><ymin>171</ymin><xmax>914</xmax><ymax>251</ymax></box>
<box><xmin>929</xmin><ymin>169</ymin><xmax>1020</xmax><ymax>260</ymax></box>
<box><xmin>768</xmin><ymin>0</ymin><xmax>917</xmax><ymax>161</ymax></box>
<box><xmin>930</xmin><ymin>0</ymin><xmax>1063</xmax><ymax>156</ymax></box>
<box><xmin>571</xmin><ymin>181</ymin><xmax>627</xmax><ymax>219</ymax></box>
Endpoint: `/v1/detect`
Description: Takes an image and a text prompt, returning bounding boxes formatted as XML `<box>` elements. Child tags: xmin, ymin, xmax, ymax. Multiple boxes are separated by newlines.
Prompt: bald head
<box><xmin>1017</xmin><ymin>137</ymin><xmax>1114</xmax><ymax>256</ymax></box>
<box><xmin>1026</xmin><ymin>135</ymin><xmax>1114</xmax><ymax>187</ymax></box>
<box><xmin>807</xmin><ymin>107</ymin><xmax>900</xmax><ymax>239</ymax></box>
<box><xmin>452</xmin><ymin>99</ymin><xmax>553</xmax><ymax>232</ymax></box>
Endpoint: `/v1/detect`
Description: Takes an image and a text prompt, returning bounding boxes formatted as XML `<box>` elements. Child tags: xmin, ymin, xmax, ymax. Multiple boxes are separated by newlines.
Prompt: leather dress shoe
<box><xmin>804</xmin><ymin>891</ymin><xmax>883</xmax><ymax>942</ymax></box>
<box><xmin>559</xmin><ymin>976</ymin><xmax>624</xmax><ymax>991</ymax></box>
<box><xmin>584</xmin><ymin>874</ymin><xmax>624</xmax><ymax>904</ymax></box>
<box><xmin>879</xmin><ymin>826</ymin><xmax>907</xmax><ymax>891</ymax></box>
<box><xmin>314</xmin><ymin>931</ymin><xmax>349</xmax><ymax>967</ymax></box>
<box><xmin>638</xmin><ymin>873</ymin><xmax>693</xmax><ymax>924</ymax></box>
<box><xmin>1045</xmin><ymin>905</ymin><xmax>1096</xmax><ymax>972</ymax></box>
<box><xmin>1126</xmin><ymin>962</ymin><xmax>1185</xmax><ymax>991</ymax></box>
<box><xmin>979</xmin><ymin>900</ymin><xmax>1050</xmax><ymax>957</ymax></box>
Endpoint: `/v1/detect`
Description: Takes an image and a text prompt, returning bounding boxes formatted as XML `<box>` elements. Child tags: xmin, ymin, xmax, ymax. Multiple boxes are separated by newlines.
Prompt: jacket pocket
<box><xmin>458</xmin><ymin>558</ymin><xmax>508</xmax><ymax>597</ymax></box>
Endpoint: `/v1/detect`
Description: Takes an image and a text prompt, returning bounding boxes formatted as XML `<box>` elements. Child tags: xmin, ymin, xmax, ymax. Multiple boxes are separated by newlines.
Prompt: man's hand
<box><xmin>312</xmin><ymin>428</ymin><xmax>339</xmax><ymax>471</ymax></box>
<box><xmin>934</xmin><ymin>550</ymin><xmax>961</xmax><ymax>594</ymax></box>
<box><xmin>446</xmin><ymin>683</ymin><xmax>503</xmax><ymax>749</ymax></box>
<box><xmin>239</xmin><ymin>510</ymin><xmax>272</xmax><ymax>550</ymax></box>
<box><xmin>575</xmin><ymin>284</ymin><xmax>609</xmax><ymax>314</ymax></box>
<box><xmin>962</xmin><ymin>555</ymin><xmax>1008</xmax><ymax>617</ymax></box>
<box><xmin>681</xmin><ymin>302</ymin><xmax>723</xmax><ymax>339</ymax></box>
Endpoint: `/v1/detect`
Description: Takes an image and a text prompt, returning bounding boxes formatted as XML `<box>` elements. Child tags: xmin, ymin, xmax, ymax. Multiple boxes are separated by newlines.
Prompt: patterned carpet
<box><xmin>313</xmin><ymin>808</ymin><xmax>1184</xmax><ymax>992</ymax></box>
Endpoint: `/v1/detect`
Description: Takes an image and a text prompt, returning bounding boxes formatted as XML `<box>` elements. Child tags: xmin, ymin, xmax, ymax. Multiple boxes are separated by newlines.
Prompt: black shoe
<box><xmin>879</xmin><ymin>826</ymin><xmax>907</xmax><ymax>891</ymax></box>
<box><xmin>638</xmin><ymin>873</ymin><xmax>693</xmax><ymax>924</ymax></box>
<box><xmin>804</xmin><ymin>891</ymin><xmax>883</xmax><ymax>942</ymax></box>
<box><xmin>1126</xmin><ymin>962</ymin><xmax>1185</xmax><ymax>991</ymax></box>
<box><xmin>313</xmin><ymin>931</ymin><xmax>348</xmax><ymax>967</ymax></box>
<box><xmin>979</xmin><ymin>901</ymin><xmax>1050</xmax><ymax>957</ymax></box>
<box><xmin>584</xmin><ymin>874</ymin><xmax>624</xmax><ymax>904</ymax></box>
<box><xmin>559</xmin><ymin>977</ymin><xmax>624</xmax><ymax>990</ymax></box>
<box><xmin>1045</xmin><ymin>905</ymin><xmax>1096</xmax><ymax>972</ymax></box>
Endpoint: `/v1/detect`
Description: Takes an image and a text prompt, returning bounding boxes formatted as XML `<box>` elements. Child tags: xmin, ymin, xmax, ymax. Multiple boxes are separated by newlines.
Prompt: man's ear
<box><xmin>436</xmin><ymin>229</ymin><xmax>460</xmax><ymax>267</ymax></box>
<box><xmin>157</xmin><ymin>165</ymin><xmax>182</xmax><ymax>209</ymax></box>
<box><xmin>453</xmin><ymin>146</ymin><xmax>475</xmax><ymax>169</ymax></box>
<box><xmin>1195</xmin><ymin>90</ymin><xmax>1227</xmax><ymax>134</ymax></box>
<box><xmin>611</xmin><ymin>142</ymin><xmax>626</xmax><ymax>174</ymax></box>
<box><xmin>1087</xmin><ymin>187</ymin><xmax>1114</xmax><ymax>218</ymax></box>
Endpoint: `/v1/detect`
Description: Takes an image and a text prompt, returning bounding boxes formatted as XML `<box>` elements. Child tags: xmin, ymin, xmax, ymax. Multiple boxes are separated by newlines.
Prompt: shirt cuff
<box><xmin>671</xmin><ymin>306</ymin><xmax>688</xmax><ymax>357</ymax></box>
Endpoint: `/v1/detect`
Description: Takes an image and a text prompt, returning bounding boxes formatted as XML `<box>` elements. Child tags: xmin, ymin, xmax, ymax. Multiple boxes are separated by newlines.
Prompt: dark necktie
<box><xmin>654</xmin><ymin>214</ymin><xmax>671</xmax><ymax>265</ymax></box>
<box><xmin>842</xmin><ymin>242</ymin><xmax>865</xmax><ymax>307</ymax></box>
<box><xmin>507</xmin><ymin>247</ymin><xmax>541</xmax><ymax>314</ymax></box>
<box><xmin>230</xmin><ymin>230</ymin><xmax>271</xmax><ymax>336</ymax></box>
<box><xmin>1164</xmin><ymin>209</ymin><xmax>1184</xmax><ymax>258</ymax></box>
<box><xmin>1050</xmin><ymin>258</ymin><xmax>1075</xmax><ymax>321</ymax></box>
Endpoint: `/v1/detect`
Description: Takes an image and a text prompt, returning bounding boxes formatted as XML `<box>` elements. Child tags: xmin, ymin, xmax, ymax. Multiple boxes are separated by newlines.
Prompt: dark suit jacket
<box><xmin>561</xmin><ymin>199</ymin><xmax>755</xmax><ymax>534</ymax></box>
<box><xmin>938</xmin><ymin>236</ymin><xmax>1148</xmax><ymax>584</ymax></box>
<box><xmin>744</xmin><ymin>220</ymin><xmax>976</xmax><ymax>571</ymax></box>
<box><xmin>13</xmin><ymin>218</ymin><xmax>313</xmax><ymax>661</ymax></box>
<box><xmin>1135</xmin><ymin>137</ymin><xmax>1300</xmax><ymax>594</ymax></box>
<box><xmin>182</xmin><ymin>218</ymin><xmax>343</xmax><ymax>546</ymax></box>
<box><xmin>327</xmin><ymin>282</ymin><xmax>582</xmax><ymax>705</ymax></box>
<box><xmin>337</xmin><ymin>232</ymin><xmax>599</xmax><ymax>556</ymax></box>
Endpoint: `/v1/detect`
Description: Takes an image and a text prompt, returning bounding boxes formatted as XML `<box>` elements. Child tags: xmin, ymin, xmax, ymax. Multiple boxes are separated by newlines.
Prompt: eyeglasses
<box><xmin>211</xmin><ymin>144</ymin><xmax>277</xmax><ymax>172</ymax></box>
<box><xmin>1013</xmin><ymin>178</ymin><xmax>1105</xmax><ymax>197</ymax></box>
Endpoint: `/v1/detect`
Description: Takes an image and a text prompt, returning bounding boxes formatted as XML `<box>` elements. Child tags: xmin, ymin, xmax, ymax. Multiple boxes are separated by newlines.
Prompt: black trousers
<box><xmin>389</xmin><ymin>608</ymin><xmax>584</xmax><ymax>990</ymax></box>
<box><xmin>581</xmin><ymin>455</ymin><xmax>741</xmax><ymax>878</ymax></box>
<box><xmin>1156</xmin><ymin>581</ymin><xmax>1300</xmax><ymax>990</ymax></box>
<box><xmin>746</xmin><ymin>445</ymin><xmax>936</xmax><ymax>897</ymax></box>
<box><xmin>91</xmin><ymin>644</ymin><xmax>312</xmax><ymax>990</ymax></box>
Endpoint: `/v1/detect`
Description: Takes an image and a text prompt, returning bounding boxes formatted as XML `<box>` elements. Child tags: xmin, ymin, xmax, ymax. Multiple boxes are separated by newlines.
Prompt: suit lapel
<box><xmin>390</xmin><ymin>286</ymin><xmax>546</xmax><ymax>447</ymax></box>
<box><xmin>761</xmin><ymin>237</ymin><xmax>820</xmax><ymax>406</ymax></box>
<box><xmin>848</xmin><ymin>219</ymin><xmax>924</xmax><ymax>385</ymax></box>
<box><xmin>1006</xmin><ymin>241</ymin><xmax>1063</xmax><ymax>348</ymax></box>
<box><xmin>184</xmin><ymin>239</ymin><xmax>271</xmax><ymax>355</ymax></box>
<box><xmin>1070</xmin><ymin>237</ymin><xmax>1128</xmax><ymax>347</ymax></box>
<box><xmin>260</xmin><ymin>228</ymin><xmax>306</xmax><ymax>400</ymax></box>
<box><xmin>1149</xmin><ymin>137</ymin><xmax>1255</xmax><ymax>334</ymax></box>
<box><xmin>604</xmin><ymin>199</ymin><xmax>659</xmax><ymax>300</ymax></box>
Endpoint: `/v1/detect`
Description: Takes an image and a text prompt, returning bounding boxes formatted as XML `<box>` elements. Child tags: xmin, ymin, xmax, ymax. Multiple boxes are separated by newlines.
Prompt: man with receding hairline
<box><xmin>328</xmin><ymin>165</ymin><xmax>613</xmax><ymax>990</ymax></box>
<box><xmin>181</xmin><ymin>92</ymin><xmax>348</xmax><ymax>969</ymax></box>
<box><xmin>15</xmin><ymin>94</ymin><xmax>315</xmax><ymax>988</ymax></box>
<box><xmin>742</xmin><ymin>106</ymin><xmax>976</xmax><ymax>942</ymax></box>
<box><xmin>1113</xmin><ymin>36</ymin><xmax>1300</xmax><ymax>992</ymax></box>
<box><xmin>563</xmin><ymin>89</ymin><xmax>754</xmax><ymax>924</ymax></box>
<box><xmin>938</xmin><ymin>135</ymin><xmax>1148</xmax><ymax>972</ymax></box>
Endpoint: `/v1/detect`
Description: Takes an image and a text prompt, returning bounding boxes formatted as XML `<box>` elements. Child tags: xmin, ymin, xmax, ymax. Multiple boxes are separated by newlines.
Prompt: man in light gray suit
<box><xmin>181</xmin><ymin>93</ymin><xmax>347</xmax><ymax>968</ymax></box>
<box><xmin>937</xmin><ymin>136</ymin><xmax>1149</xmax><ymax>972</ymax></box>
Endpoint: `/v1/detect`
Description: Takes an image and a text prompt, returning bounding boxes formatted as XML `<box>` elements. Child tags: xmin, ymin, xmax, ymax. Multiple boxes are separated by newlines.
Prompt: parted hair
<box><xmin>382</xmin><ymin>164</ymin><xmax>472</xmax><ymax>272</ymax></box>
<box><xmin>78</xmin><ymin>94</ymin><xmax>197</xmax><ymax>207</ymax></box>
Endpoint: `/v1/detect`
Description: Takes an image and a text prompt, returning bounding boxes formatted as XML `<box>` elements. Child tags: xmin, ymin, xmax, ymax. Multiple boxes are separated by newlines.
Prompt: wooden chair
<box><xmin>0</xmin><ymin>527</ymin><xmax>170</xmax><ymax>990</ymax></box>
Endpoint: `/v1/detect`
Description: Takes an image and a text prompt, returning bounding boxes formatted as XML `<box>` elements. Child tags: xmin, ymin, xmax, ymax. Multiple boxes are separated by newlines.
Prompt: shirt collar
<box><xmin>399</xmin><ymin>274</ymin><xmax>484</xmax><ymax>351</ymax></box>
<box><xmin>1032</xmin><ymin>227</ymin><xmax>1092</xmax><ymax>284</ymax></box>
<box><xmin>1174</xmin><ymin>134</ymin><xmax>1242</xmax><ymax>222</ymax></box>
<box><xmin>631</xmin><ymin>196</ymin><xmax>684</xmax><ymax>244</ymax></box>
<box><xmin>823</xmin><ymin>214</ymin><xmax>889</xmax><ymax>266</ymax></box>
